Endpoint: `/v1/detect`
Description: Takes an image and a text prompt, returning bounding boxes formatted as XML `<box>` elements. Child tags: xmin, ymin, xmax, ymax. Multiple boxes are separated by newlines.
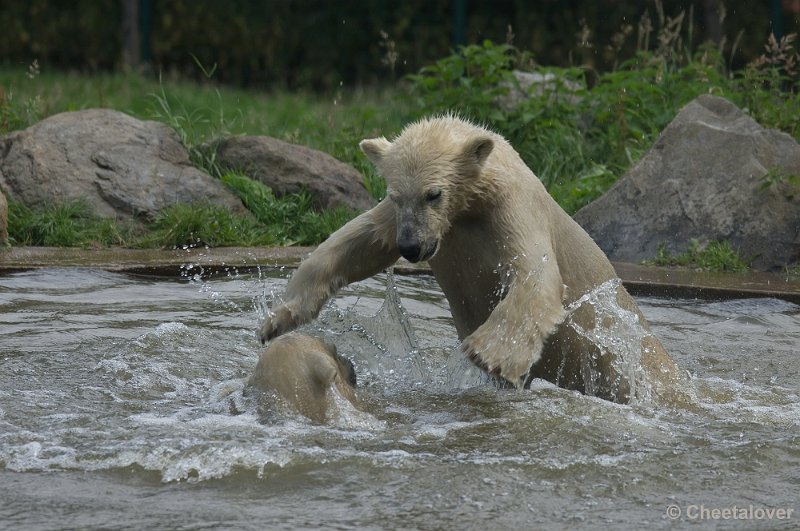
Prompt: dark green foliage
<box><xmin>3</xmin><ymin>4</ymin><xmax>800</xmax><ymax>255</ymax></box>
<box><xmin>1</xmin><ymin>1</ymin><xmax>794</xmax><ymax>90</ymax></box>
<box><xmin>407</xmin><ymin>41</ymin><xmax>626</xmax><ymax>213</ymax></box>
<box><xmin>407</xmin><ymin>29</ymin><xmax>800</xmax><ymax>214</ymax></box>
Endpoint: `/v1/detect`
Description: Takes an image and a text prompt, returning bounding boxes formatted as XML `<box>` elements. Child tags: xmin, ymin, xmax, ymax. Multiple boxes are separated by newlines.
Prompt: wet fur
<box><xmin>249</xmin><ymin>333</ymin><xmax>358</xmax><ymax>423</ymax></box>
<box><xmin>258</xmin><ymin>116</ymin><xmax>681</xmax><ymax>402</ymax></box>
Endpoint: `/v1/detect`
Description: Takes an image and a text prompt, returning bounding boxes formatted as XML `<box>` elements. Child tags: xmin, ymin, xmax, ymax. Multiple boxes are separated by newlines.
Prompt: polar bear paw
<box><xmin>258</xmin><ymin>302</ymin><xmax>301</xmax><ymax>344</ymax></box>
<box><xmin>460</xmin><ymin>326</ymin><xmax>544</xmax><ymax>387</ymax></box>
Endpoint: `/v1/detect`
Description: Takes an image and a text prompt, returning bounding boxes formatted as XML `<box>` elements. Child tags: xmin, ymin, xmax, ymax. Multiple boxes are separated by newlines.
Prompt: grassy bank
<box><xmin>2</xmin><ymin>11</ymin><xmax>799</xmax><ymax>272</ymax></box>
<box><xmin>1</xmin><ymin>67</ymin><xmax>413</xmax><ymax>248</ymax></box>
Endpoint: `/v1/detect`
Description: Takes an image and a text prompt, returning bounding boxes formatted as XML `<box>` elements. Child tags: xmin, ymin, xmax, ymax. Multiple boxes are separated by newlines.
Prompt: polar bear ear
<box><xmin>359</xmin><ymin>137</ymin><xmax>391</xmax><ymax>165</ymax></box>
<box><xmin>460</xmin><ymin>136</ymin><xmax>494</xmax><ymax>167</ymax></box>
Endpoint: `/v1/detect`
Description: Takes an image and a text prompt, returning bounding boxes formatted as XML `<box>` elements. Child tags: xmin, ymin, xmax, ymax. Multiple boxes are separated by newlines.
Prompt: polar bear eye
<box><xmin>425</xmin><ymin>188</ymin><xmax>442</xmax><ymax>202</ymax></box>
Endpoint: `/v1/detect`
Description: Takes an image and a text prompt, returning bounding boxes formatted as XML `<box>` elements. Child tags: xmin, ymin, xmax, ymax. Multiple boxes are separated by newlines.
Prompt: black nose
<box><xmin>397</xmin><ymin>238</ymin><xmax>422</xmax><ymax>262</ymax></box>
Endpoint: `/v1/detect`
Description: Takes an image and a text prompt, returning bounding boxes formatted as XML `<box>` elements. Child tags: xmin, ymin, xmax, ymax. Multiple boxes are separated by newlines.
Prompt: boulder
<box><xmin>209</xmin><ymin>135</ymin><xmax>376</xmax><ymax>212</ymax></box>
<box><xmin>0</xmin><ymin>109</ymin><xmax>245</xmax><ymax>221</ymax></box>
<box><xmin>497</xmin><ymin>70</ymin><xmax>583</xmax><ymax>111</ymax></box>
<box><xmin>574</xmin><ymin>95</ymin><xmax>800</xmax><ymax>270</ymax></box>
<box><xmin>0</xmin><ymin>187</ymin><xmax>7</xmax><ymax>246</ymax></box>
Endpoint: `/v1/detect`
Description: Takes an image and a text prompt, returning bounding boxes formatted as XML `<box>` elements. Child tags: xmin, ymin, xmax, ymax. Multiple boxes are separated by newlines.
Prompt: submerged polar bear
<box><xmin>249</xmin><ymin>332</ymin><xmax>359</xmax><ymax>423</ymax></box>
<box><xmin>259</xmin><ymin>115</ymin><xmax>681</xmax><ymax>403</ymax></box>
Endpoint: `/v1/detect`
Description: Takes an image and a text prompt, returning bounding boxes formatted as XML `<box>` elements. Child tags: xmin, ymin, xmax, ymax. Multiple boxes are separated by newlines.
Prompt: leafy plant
<box><xmin>407</xmin><ymin>40</ymin><xmax>602</xmax><ymax>212</ymax></box>
<box><xmin>407</xmin><ymin>40</ymin><xmax>520</xmax><ymax>123</ymax></box>
<box><xmin>737</xmin><ymin>33</ymin><xmax>800</xmax><ymax>139</ymax></box>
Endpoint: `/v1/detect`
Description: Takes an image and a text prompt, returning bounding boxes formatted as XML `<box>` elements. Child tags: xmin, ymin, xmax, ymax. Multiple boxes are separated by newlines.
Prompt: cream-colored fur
<box><xmin>249</xmin><ymin>332</ymin><xmax>358</xmax><ymax>423</ymax></box>
<box><xmin>259</xmin><ymin>116</ymin><xmax>680</xmax><ymax>403</ymax></box>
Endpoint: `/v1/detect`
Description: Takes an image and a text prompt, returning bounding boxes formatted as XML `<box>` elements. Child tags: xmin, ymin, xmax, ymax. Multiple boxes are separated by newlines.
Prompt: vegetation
<box><xmin>7</xmin><ymin>185</ymin><xmax>356</xmax><ymax>249</ymax></box>
<box><xmin>8</xmin><ymin>200</ymin><xmax>134</xmax><ymax>247</ymax></box>
<box><xmin>407</xmin><ymin>23</ymin><xmax>800</xmax><ymax>214</ymax></box>
<box><xmin>2</xmin><ymin>4</ymin><xmax>799</xmax><ymax>273</ymax></box>
<box><xmin>219</xmin><ymin>173</ymin><xmax>357</xmax><ymax>246</ymax></box>
<box><xmin>648</xmin><ymin>240</ymin><xmax>750</xmax><ymax>272</ymax></box>
<box><xmin>0</xmin><ymin>68</ymin><xmax>404</xmax><ymax>249</ymax></box>
<box><xmin>1</xmin><ymin>1</ymin><xmax>794</xmax><ymax>89</ymax></box>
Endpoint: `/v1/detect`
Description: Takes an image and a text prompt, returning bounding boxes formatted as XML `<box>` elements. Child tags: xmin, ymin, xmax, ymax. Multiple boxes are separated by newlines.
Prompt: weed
<box><xmin>220</xmin><ymin>172</ymin><xmax>356</xmax><ymax>245</ymax></box>
<box><xmin>406</xmin><ymin>8</ymin><xmax>800</xmax><ymax>215</ymax></box>
<box><xmin>758</xmin><ymin>167</ymin><xmax>800</xmax><ymax>198</ymax></box>
<box><xmin>784</xmin><ymin>265</ymin><xmax>800</xmax><ymax>278</ymax></box>
<box><xmin>648</xmin><ymin>240</ymin><xmax>750</xmax><ymax>272</ymax></box>
<box><xmin>147</xmin><ymin>76</ymin><xmax>232</xmax><ymax>175</ymax></box>
<box><xmin>137</xmin><ymin>202</ymin><xmax>274</xmax><ymax>248</ymax></box>
<box><xmin>738</xmin><ymin>33</ymin><xmax>800</xmax><ymax>139</ymax></box>
<box><xmin>8</xmin><ymin>200</ymin><xmax>132</xmax><ymax>247</ymax></box>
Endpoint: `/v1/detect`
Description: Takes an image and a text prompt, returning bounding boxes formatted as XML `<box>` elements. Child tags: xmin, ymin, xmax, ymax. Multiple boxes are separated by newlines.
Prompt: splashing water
<box><xmin>563</xmin><ymin>278</ymin><xmax>651</xmax><ymax>403</ymax></box>
<box><xmin>1</xmin><ymin>267</ymin><xmax>799</xmax><ymax>530</ymax></box>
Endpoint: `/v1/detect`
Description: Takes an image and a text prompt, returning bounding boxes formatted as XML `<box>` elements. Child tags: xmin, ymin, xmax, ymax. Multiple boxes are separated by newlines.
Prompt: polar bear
<box><xmin>259</xmin><ymin>115</ymin><xmax>681</xmax><ymax>403</ymax></box>
<box><xmin>249</xmin><ymin>332</ymin><xmax>359</xmax><ymax>423</ymax></box>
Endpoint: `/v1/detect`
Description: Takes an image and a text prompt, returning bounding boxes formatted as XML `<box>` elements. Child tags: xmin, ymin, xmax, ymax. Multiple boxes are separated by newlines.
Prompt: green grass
<box><xmin>2</xmin><ymin>11</ymin><xmax>799</xmax><ymax>264</ymax></box>
<box><xmin>8</xmin><ymin>200</ymin><xmax>135</xmax><ymax>247</ymax></box>
<box><xmin>219</xmin><ymin>172</ymin><xmax>358</xmax><ymax>245</ymax></box>
<box><xmin>135</xmin><ymin>202</ymin><xmax>274</xmax><ymax>248</ymax></box>
<box><xmin>0</xmin><ymin>67</ymin><xmax>410</xmax><ymax>184</ymax></box>
<box><xmin>1</xmin><ymin>67</ymin><xmax>408</xmax><ymax>249</ymax></box>
<box><xmin>648</xmin><ymin>240</ymin><xmax>750</xmax><ymax>272</ymax></box>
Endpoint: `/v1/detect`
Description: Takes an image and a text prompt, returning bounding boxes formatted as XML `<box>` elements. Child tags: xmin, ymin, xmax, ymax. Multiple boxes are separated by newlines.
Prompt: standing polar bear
<box><xmin>259</xmin><ymin>115</ymin><xmax>680</xmax><ymax>403</ymax></box>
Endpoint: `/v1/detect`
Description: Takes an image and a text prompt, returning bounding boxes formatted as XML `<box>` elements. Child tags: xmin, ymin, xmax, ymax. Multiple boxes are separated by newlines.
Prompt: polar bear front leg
<box><xmin>461</xmin><ymin>254</ymin><xmax>566</xmax><ymax>386</ymax></box>
<box><xmin>259</xmin><ymin>200</ymin><xmax>399</xmax><ymax>343</ymax></box>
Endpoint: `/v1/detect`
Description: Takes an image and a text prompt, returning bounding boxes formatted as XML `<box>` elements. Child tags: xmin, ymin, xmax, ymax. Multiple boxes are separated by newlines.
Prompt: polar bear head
<box><xmin>360</xmin><ymin>116</ymin><xmax>495</xmax><ymax>263</ymax></box>
<box><xmin>249</xmin><ymin>333</ymin><xmax>358</xmax><ymax>423</ymax></box>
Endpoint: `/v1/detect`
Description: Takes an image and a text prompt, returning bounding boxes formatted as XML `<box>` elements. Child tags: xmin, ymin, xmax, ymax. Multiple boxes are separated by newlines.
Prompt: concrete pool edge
<box><xmin>1</xmin><ymin>246</ymin><xmax>799</xmax><ymax>304</ymax></box>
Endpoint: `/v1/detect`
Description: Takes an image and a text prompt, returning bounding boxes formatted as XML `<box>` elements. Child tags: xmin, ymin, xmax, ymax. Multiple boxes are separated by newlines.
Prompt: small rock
<box><xmin>496</xmin><ymin>70</ymin><xmax>583</xmax><ymax>111</ymax></box>
<box><xmin>209</xmin><ymin>135</ymin><xmax>376</xmax><ymax>212</ymax></box>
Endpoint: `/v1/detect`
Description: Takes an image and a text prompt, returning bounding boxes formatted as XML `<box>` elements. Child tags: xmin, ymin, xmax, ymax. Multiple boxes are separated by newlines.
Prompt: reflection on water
<box><xmin>0</xmin><ymin>267</ymin><xmax>799</xmax><ymax>530</ymax></box>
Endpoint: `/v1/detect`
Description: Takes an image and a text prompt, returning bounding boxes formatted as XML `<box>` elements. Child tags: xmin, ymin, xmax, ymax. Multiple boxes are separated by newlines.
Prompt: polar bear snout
<box><xmin>397</xmin><ymin>235</ymin><xmax>438</xmax><ymax>263</ymax></box>
<box><xmin>397</xmin><ymin>234</ymin><xmax>422</xmax><ymax>262</ymax></box>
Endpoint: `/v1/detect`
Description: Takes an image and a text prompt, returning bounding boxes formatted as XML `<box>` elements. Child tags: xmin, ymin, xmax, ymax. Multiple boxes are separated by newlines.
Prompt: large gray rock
<box><xmin>0</xmin><ymin>109</ymin><xmax>245</xmax><ymax>220</ymax></box>
<box><xmin>209</xmin><ymin>136</ymin><xmax>376</xmax><ymax>212</ymax></box>
<box><xmin>574</xmin><ymin>95</ymin><xmax>800</xmax><ymax>270</ymax></box>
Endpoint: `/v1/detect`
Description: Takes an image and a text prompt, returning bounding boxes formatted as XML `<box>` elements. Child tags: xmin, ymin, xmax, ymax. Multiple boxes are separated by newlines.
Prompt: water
<box><xmin>1</xmin><ymin>267</ymin><xmax>799</xmax><ymax>530</ymax></box>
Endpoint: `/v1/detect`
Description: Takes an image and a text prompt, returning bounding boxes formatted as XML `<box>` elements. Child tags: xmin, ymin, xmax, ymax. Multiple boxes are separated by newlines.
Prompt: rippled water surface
<box><xmin>1</xmin><ymin>267</ymin><xmax>799</xmax><ymax>530</ymax></box>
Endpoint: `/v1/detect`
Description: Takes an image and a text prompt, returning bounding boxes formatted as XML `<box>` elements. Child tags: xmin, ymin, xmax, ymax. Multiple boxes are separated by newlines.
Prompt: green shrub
<box><xmin>406</xmin><ymin>22</ymin><xmax>800</xmax><ymax>215</ymax></box>
<box><xmin>407</xmin><ymin>41</ymin><xmax>601</xmax><ymax>213</ymax></box>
